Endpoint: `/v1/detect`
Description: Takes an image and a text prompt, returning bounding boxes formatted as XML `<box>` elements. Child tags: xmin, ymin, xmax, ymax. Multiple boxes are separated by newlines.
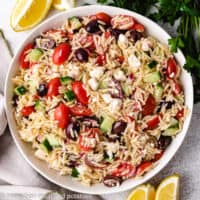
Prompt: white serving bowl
<box><xmin>5</xmin><ymin>5</ymin><xmax>193</xmax><ymax>194</ymax></box>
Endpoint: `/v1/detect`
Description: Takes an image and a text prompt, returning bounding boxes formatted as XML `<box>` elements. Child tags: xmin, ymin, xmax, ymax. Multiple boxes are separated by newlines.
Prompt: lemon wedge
<box><xmin>52</xmin><ymin>0</ymin><xmax>76</xmax><ymax>10</ymax></box>
<box><xmin>10</xmin><ymin>0</ymin><xmax>52</xmax><ymax>32</ymax></box>
<box><xmin>127</xmin><ymin>184</ymin><xmax>155</xmax><ymax>200</ymax></box>
<box><xmin>155</xmin><ymin>175</ymin><xmax>180</xmax><ymax>200</ymax></box>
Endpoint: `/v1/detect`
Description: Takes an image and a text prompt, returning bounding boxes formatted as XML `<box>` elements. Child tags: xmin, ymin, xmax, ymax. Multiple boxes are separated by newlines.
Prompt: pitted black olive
<box><xmin>12</xmin><ymin>95</ymin><xmax>19</xmax><ymax>107</ymax></box>
<box><xmin>65</xmin><ymin>121</ymin><xmax>80</xmax><ymax>141</ymax></box>
<box><xmin>40</xmin><ymin>38</ymin><xmax>56</xmax><ymax>49</ymax></box>
<box><xmin>85</xmin><ymin>20</ymin><xmax>100</xmax><ymax>33</ymax></box>
<box><xmin>111</xmin><ymin>29</ymin><xmax>126</xmax><ymax>39</ymax></box>
<box><xmin>103</xmin><ymin>175</ymin><xmax>122</xmax><ymax>187</ymax></box>
<box><xmin>79</xmin><ymin>116</ymin><xmax>99</xmax><ymax>128</ymax></box>
<box><xmin>130</xmin><ymin>30</ymin><xmax>143</xmax><ymax>42</ymax></box>
<box><xmin>75</xmin><ymin>48</ymin><xmax>89</xmax><ymax>62</ymax></box>
<box><xmin>158</xmin><ymin>135</ymin><xmax>172</xmax><ymax>150</ymax></box>
<box><xmin>112</xmin><ymin>120</ymin><xmax>127</xmax><ymax>135</ymax></box>
<box><xmin>37</xmin><ymin>83</ymin><xmax>47</xmax><ymax>97</ymax></box>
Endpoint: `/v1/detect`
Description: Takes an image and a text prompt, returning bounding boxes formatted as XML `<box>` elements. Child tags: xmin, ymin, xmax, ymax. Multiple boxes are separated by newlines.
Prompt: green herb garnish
<box><xmin>71</xmin><ymin>168</ymin><xmax>79</xmax><ymax>177</ymax></box>
<box><xmin>64</xmin><ymin>90</ymin><xmax>75</xmax><ymax>102</ymax></box>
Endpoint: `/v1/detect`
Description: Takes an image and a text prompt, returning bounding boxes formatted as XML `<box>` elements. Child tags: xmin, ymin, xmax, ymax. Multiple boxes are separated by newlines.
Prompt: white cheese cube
<box><xmin>88</xmin><ymin>78</ymin><xmax>99</xmax><ymax>91</ymax></box>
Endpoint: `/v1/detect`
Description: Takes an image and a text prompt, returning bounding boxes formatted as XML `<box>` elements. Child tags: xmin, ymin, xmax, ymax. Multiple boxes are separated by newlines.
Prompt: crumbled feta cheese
<box><xmin>67</xmin><ymin>64</ymin><xmax>80</xmax><ymax>78</ymax></box>
<box><xmin>89</xmin><ymin>67</ymin><xmax>104</xmax><ymax>79</ymax></box>
<box><xmin>88</xmin><ymin>78</ymin><xmax>99</xmax><ymax>91</ymax></box>
<box><xmin>102</xmin><ymin>93</ymin><xmax>112</xmax><ymax>103</ymax></box>
<box><xmin>76</xmin><ymin>165</ymin><xmax>87</xmax><ymax>174</ymax></box>
<box><xmin>113</xmin><ymin>70</ymin><xmax>126</xmax><ymax>81</ymax></box>
<box><xmin>118</xmin><ymin>34</ymin><xmax>128</xmax><ymax>48</ymax></box>
<box><xmin>128</xmin><ymin>54</ymin><xmax>141</xmax><ymax>70</ymax></box>
<box><xmin>109</xmin><ymin>98</ymin><xmax>122</xmax><ymax>112</ymax></box>
<box><xmin>141</xmin><ymin>39</ymin><xmax>153</xmax><ymax>52</ymax></box>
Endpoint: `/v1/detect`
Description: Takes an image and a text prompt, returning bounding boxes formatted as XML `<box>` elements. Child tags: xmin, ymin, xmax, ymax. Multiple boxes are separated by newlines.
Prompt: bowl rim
<box><xmin>4</xmin><ymin>5</ymin><xmax>193</xmax><ymax>194</ymax></box>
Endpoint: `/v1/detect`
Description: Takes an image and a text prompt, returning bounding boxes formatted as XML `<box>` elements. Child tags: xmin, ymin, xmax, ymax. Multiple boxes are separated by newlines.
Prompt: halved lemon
<box><xmin>127</xmin><ymin>184</ymin><xmax>155</xmax><ymax>200</ymax></box>
<box><xmin>155</xmin><ymin>175</ymin><xmax>180</xmax><ymax>200</ymax></box>
<box><xmin>52</xmin><ymin>0</ymin><xmax>76</xmax><ymax>10</ymax></box>
<box><xmin>10</xmin><ymin>0</ymin><xmax>52</xmax><ymax>32</ymax></box>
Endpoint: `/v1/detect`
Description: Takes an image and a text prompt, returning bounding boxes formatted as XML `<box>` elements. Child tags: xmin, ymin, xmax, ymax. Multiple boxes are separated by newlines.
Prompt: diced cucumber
<box><xmin>28</xmin><ymin>48</ymin><xmax>43</xmax><ymax>62</ymax></box>
<box><xmin>99</xmin><ymin>80</ymin><xmax>109</xmax><ymax>89</ymax></box>
<box><xmin>60</xmin><ymin>76</ymin><xmax>73</xmax><ymax>85</ymax></box>
<box><xmin>69</xmin><ymin>17</ymin><xmax>82</xmax><ymax>31</ymax></box>
<box><xmin>144</xmin><ymin>71</ymin><xmax>161</xmax><ymax>83</ymax></box>
<box><xmin>100</xmin><ymin>116</ymin><xmax>115</xmax><ymax>133</ymax></box>
<box><xmin>154</xmin><ymin>83</ymin><xmax>163</xmax><ymax>101</ymax></box>
<box><xmin>34</xmin><ymin>100</ymin><xmax>44</xmax><ymax>111</ymax></box>
<box><xmin>162</xmin><ymin>126</ymin><xmax>179</xmax><ymax>136</ymax></box>
<box><xmin>71</xmin><ymin>167</ymin><xmax>80</xmax><ymax>177</ymax></box>
<box><xmin>40</xmin><ymin>139</ymin><xmax>53</xmax><ymax>153</ymax></box>
<box><xmin>14</xmin><ymin>86</ymin><xmax>27</xmax><ymax>95</ymax></box>
<box><xmin>64</xmin><ymin>90</ymin><xmax>75</xmax><ymax>102</ymax></box>
<box><xmin>148</xmin><ymin>60</ymin><xmax>158</xmax><ymax>69</ymax></box>
<box><xmin>162</xmin><ymin>118</ymin><xmax>179</xmax><ymax>136</ymax></box>
<box><xmin>122</xmin><ymin>83</ymin><xmax>132</xmax><ymax>97</ymax></box>
<box><xmin>47</xmin><ymin>135</ymin><xmax>60</xmax><ymax>147</ymax></box>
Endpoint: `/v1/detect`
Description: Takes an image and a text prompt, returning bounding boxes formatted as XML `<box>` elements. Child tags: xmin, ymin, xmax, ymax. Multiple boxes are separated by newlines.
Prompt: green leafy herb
<box><xmin>64</xmin><ymin>90</ymin><xmax>75</xmax><ymax>102</ymax></box>
<box><xmin>71</xmin><ymin>168</ymin><xmax>79</xmax><ymax>177</ymax></box>
<box><xmin>14</xmin><ymin>86</ymin><xmax>27</xmax><ymax>96</ymax></box>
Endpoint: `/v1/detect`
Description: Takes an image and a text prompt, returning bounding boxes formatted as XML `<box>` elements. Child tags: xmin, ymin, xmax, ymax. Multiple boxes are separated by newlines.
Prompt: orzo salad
<box><xmin>12</xmin><ymin>13</ymin><xmax>187</xmax><ymax>187</ymax></box>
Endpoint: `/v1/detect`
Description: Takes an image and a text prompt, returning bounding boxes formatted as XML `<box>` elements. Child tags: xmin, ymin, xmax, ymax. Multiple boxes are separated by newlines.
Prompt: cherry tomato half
<box><xmin>54</xmin><ymin>103</ymin><xmax>69</xmax><ymax>129</ymax></box>
<box><xmin>72</xmin><ymin>81</ymin><xmax>89</xmax><ymax>105</ymax></box>
<box><xmin>21</xmin><ymin>106</ymin><xmax>35</xmax><ymax>117</ymax></box>
<box><xmin>47</xmin><ymin>78</ymin><xmax>61</xmax><ymax>98</ymax></box>
<box><xmin>111</xmin><ymin>163</ymin><xmax>136</xmax><ymax>178</ymax></box>
<box><xmin>146</xmin><ymin>115</ymin><xmax>160</xmax><ymax>130</ymax></box>
<box><xmin>142</xmin><ymin>94</ymin><xmax>156</xmax><ymax>116</ymax></box>
<box><xmin>166</xmin><ymin>58</ymin><xmax>177</xmax><ymax>79</ymax></box>
<box><xmin>96</xmin><ymin>54</ymin><xmax>106</xmax><ymax>66</ymax></box>
<box><xmin>69</xmin><ymin>105</ymin><xmax>92</xmax><ymax>116</ymax></box>
<box><xmin>78</xmin><ymin>133</ymin><xmax>97</xmax><ymax>152</ymax></box>
<box><xmin>19</xmin><ymin>43</ymin><xmax>33</xmax><ymax>69</ymax></box>
<box><xmin>95</xmin><ymin>12</ymin><xmax>111</xmax><ymax>24</ymax></box>
<box><xmin>173</xmin><ymin>81</ymin><xmax>182</xmax><ymax>96</ymax></box>
<box><xmin>132</xmin><ymin>23</ymin><xmax>145</xmax><ymax>32</ymax></box>
<box><xmin>176</xmin><ymin>108</ymin><xmax>184</xmax><ymax>120</ymax></box>
<box><xmin>136</xmin><ymin>161</ymin><xmax>152</xmax><ymax>176</ymax></box>
<box><xmin>153</xmin><ymin>151</ymin><xmax>164</xmax><ymax>162</ymax></box>
<box><xmin>52</xmin><ymin>43</ymin><xmax>71</xmax><ymax>65</ymax></box>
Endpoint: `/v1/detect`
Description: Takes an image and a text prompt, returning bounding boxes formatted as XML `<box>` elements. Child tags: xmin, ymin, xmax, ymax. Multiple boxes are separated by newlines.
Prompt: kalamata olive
<box><xmin>85</xmin><ymin>20</ymin><xmax>100</xmax><ymax>33</ymax></box>
<box><xmin>12</xmin><ymin>95</ymin><xmax>19</xmax><ymax>107</ymax></box>
<box><xmin>156</xmin><ymin>99</ymin><xmax>175</xmax><ymax>113</ymax></box>
<box><xmin>37</xmin><ymin>83</ymin><xmax>48</xmax><ymax>97</ymax></box>
<box><xmin>112</xmin><ymin>120</ymin><xmax>127</xmax><ymax>135</ymax></box>
<box><xmin>130</xmin><ymin>30</ymin><xmax>143</xmax><ymax>42</ymax></box>
<box><xmin>110</xmin><ymin>79</ymin><xmax>124</xmax><ymax>99</ymax></box>
<box><xmin>75</xmin><ymin>48</ymin><xmax>89</xmax><ymax>62</ymax></box>
<box><xmin>79</xmin><ymin>116</ymin><xmax>99</xmax><ymax>128</ymax></box>
<box><xmin>103</xmin><ymin>175</ymin><xmax>122</xmax><ymax>187</ymax></box>
<box><xmin>158</xmin><ymin>135</ymin><xmax>172</xmax><ymax>150</ymax></box>
<box><xmin>65</xmin><ymin>121</ymin><xmax>80</xmax><ymax>140</ymax></box>
<box><xmin>40</xmin><ymin>38</ymin><xmax>56</xmax><ymax>50</ymax></box>
<box><xmin>111</xmin><ymin>29</ymin><xmax>126</xmax><ymax>39</ymax></box>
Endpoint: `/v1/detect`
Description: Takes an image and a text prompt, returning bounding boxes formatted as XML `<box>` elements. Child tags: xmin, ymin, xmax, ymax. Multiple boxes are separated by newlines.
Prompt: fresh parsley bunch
<box><xmin>98</xmin><ymin>0</ymin><xmax>200</xmax><ymax>102</ymax></box>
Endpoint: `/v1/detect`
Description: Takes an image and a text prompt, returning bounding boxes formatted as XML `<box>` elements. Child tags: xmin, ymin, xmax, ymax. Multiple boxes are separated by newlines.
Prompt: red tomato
<box><xmin>78</xmin><ymin>133</ymin><xmax>97</xmax><ymax>151</ymax></box>
<box><xmin>154</xmin><ymin>151</ymin><xmax>164</xmax><ymax>162</ymax></box>
<box><xmin>95</xmin><ymin>12</ymin><xmax>111</xmax><ymax>24</ymax></box>
<box><xmin>111</xmin><ymin>162</ymin><xmax>136</xmax><ymax>178</ymax></box>
<box><xmin>136</xmin><ymin>161</ymin><xmax>152</xmax><ymax>175</ymax></box>
<box><xmin>142</xmin><ymin>94</ymin><xmax>156</xmax><ymax>116</ymax></box>
<box><xmin>19</xmin><ymin>43</ymin><xmax>33</xmax><ymax>69</ymax></box>
<box><xmin>47</xmin><ymin>78</ymin><xmax>61</xmax><ymax>98</ymax></box>
<box><xmin>54</xmin><ymin>103</ymin><xmax>69</xmax><ymax>128</ymax></box>
<box><xmin>117</xmin><ymin>56</ymin><xmax>124</xmax><ymax>64</ymax></box>
<box><xmin>105</xmin><ymin>31</ymin><xmax>111</xmax><ymax>39</ymax></box>
<box><xmin>132</xmin><ymin>23</ymin><xmax>145</xmax><ymax>32</ymax></box>
<box><xmin>146</xmin><ymin>115</ymin><xmax>160</xmax><ymax>130</ymax></box>
<box><xmin>173</xmin><ymin>81</ymin><xmax>182</xmax><ymax>96</ymax></box>
<box><xmin>166</xmin><ymin>58</ymin><xmax>177</xmax><ymax>79</ymax></box>
<box><xmin>96</xmin><ymin>54</ymin><xmax>106</xmax><ymax>66</ymax></box>
<box><xmin>176</xmin><ymin>108</ymin><xmax>184</xmax><ymax>120</ymax></box>
<box><xmin>21</xmin><ymin>106</ymin><xmax>35</xmax><ymax>117</ymax></box>
<box><xmin>69</xmin><ymin>105</ymin><xmax>92</xmax><ymax>116</ymax></box>
<box><xmin>72</xmin><ymin>81</ymin><xmax>89</xmax><ymax>105</ymax></box>
<box><xmin>111</xmin><ymin>15</ymin><xmax>135</xmax><ymax>30</ymax></box>
<box><xmin>52</xmin><ymin>43</ymin><xmax>71</xmax><ymax>65</ymax></box>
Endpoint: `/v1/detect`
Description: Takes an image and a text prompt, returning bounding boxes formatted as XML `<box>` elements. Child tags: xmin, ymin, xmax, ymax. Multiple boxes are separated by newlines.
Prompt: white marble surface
<box><xmin>0</xmin><ymin>1</ymin><xmax>200</xmax><ymax>200</ymax></box>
